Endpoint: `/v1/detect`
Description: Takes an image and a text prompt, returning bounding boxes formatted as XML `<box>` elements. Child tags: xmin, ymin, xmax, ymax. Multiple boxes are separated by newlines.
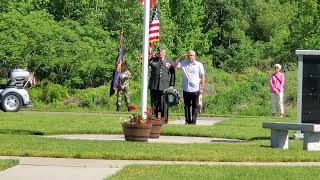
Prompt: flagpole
<box><xmin>141</xmin><ymin>0</ymin><xmax>150</xmax><ymax>119</ymax></box>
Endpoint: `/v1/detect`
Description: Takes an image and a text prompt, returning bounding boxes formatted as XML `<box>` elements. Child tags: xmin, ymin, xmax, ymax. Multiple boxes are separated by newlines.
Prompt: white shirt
<box><xmin>177</xmin><ymin>60</ymin><xmax>205</xmax><ymax>92</ymax></box>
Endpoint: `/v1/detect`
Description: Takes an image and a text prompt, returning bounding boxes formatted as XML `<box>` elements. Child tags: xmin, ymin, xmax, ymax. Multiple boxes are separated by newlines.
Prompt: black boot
<box><xmin>164</xmin><ymin>118</ymin><xmax>168</xmax><ymax>124</ymax></box>
<box><xmin>184</xmin><ymin>107</ymin><xmax>191</xmax><ymax>124</ymax></box>
<box><xmin>191</xmin><ymin>108</ymin><xmax>199</xmax><ymax>124</ymax></box>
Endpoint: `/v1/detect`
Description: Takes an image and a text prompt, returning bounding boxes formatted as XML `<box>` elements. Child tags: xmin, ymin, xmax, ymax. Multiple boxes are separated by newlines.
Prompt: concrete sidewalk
<box><xmin>2</xmin><ymin>156</ymin><xmax>320</xmax><ymax>180</ymax></box>
<box><xmin>169</xmin><ymin>116</ymin><xmax>225</xmax><ymax>125</ymax></box>
<box><xmin>44</xmin><ymin>116</ymin><xmax>239</xmax><ymax>144</ymax></box>
<box><xmin>0</xmin><ymin>156</ymin><xmax>122</xmax><ymax>180</ymax></box>
<box><xmin>44</xmin><ymin>134</ymin><xmax>244</xmax><ymax>143</ymax></box>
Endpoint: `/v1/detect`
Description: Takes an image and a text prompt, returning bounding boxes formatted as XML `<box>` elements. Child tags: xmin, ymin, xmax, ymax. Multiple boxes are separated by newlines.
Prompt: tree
<box><xmin>288</xmin><ymin>0</ymin><xmax>320</xmax><ymax>50</ymax></box>
<box><xmin>0</xmin><ymin>11</ymin><xmax>117</xmax><ymax>88</ymax></box>
<box><xmin>170</xmin><ymin>0</ymin><xmax>209</xmax><ymax>55</ymax></box>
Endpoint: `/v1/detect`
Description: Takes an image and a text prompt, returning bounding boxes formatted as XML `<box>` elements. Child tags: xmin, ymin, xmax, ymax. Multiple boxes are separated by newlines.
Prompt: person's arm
<box><xmin>280</xmin><ymin>73</ymin><xmax>285</xmax><ymax>90</ymax></box>
<box><xmin>174</xmin><ymin>53</ymin><xmax>187</xmax><ymax>68</ymax></box>
<box><xmin>139</xmin><ymin>52</ymin><xmax>156</xmax><ymax>65</ymax></box>
<box><xmin>199</xmin><ymin>63</ymin><xmax>205</xmax><ymax>94</ymax></box>
<box><xmin>126</xmin><ymin>70</ymin><xmax>131</xmax><ymax>79</ymax></box>
<box><xmin>169</xmin><ymin>65</ymin><xmax>175</xmax><ymax>87</ymax></box>
<box><xmin>269</xmin><ymin>74</ymin><xmax>278</xmax><ymax>93</ymax></box>
<box><xmin>120</xmin><ymin>70</ymin><xmax>131</xmax><ymax>80</ymax></box>
<box><xmin>199</xmin><ymin>74</ymin><xmax>205</xmax><ymax>94</ymax></box>
<box><xmin>148</xmin><ymin>54</ymin><xmax>158</xmax><ymax>66</ymax></box>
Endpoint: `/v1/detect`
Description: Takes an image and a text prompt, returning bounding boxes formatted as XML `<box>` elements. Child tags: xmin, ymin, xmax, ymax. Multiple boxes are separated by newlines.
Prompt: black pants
<box><xmin>183</xmin><ymin>91</ymin><xmax>200</xmax><ymax>124</ymax></box>
<box><xmin>150</xmin><ymin>89</ymin><xmax>168</xmax><ymax>120</ymax></box>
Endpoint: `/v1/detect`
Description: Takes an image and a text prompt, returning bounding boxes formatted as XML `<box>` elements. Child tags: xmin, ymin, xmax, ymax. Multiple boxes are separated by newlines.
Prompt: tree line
<box><xmin>0</xmin><ymin>0</ymin><xmax>318</xmax><ymax>89</ymax></box>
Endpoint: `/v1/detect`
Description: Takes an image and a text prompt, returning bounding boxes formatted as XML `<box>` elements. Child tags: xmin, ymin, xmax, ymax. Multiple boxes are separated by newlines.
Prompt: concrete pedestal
<box><xmin>271</xmin><ymin>129</ymin><xmax>289</xmax><ymax>149</ymax></box>
<box><xmin>303</xmin><ymin>132</ymin><xmax>320</xmax><ymax>151</ymax></box>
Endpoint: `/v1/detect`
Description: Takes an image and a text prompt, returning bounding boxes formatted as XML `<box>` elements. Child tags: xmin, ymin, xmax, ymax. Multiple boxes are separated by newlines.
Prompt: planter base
<box><xmin>149</xmin><ymin>121</ymin><xmax>163</xmax><ymax>139</ymax></box>
<box><xmin>122</xmin><ymin>123</ymin><xmax>152</xmax><ymax>142</ymax></box>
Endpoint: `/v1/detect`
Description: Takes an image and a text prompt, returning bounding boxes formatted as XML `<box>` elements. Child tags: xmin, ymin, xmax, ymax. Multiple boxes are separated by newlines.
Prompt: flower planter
<box><xmin>149</xmin><ymin>120</ymin><xmax>163</xmax><ymax>138</ymax></box>
<box><xmin>122</xmin><ymin>122</ymin><xmax>152</xmax><ymax>142</ymax></box>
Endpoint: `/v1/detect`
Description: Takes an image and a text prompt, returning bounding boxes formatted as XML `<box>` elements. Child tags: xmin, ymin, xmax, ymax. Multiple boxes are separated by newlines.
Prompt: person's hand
<box><xmin>178</xmin><ymin>53</ymin><xmax>187</xmax><ymax>60</ymax></box>
<box><xmin>169</xmin><ymin>86</ymin><xmax>174</xmax><ymax>89</ymax></box>
<box><xmin>175</xmin><ymin>53</ymin><xmax>185</xmax><ymax>62</ymax></box>
<box><xmin>200</xmin><ymin>87</ymin><xmax>205</xmax><ymax>95</ymax></box>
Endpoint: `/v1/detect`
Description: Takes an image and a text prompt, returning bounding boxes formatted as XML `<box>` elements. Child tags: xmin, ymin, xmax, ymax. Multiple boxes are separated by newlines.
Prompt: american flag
<box><xmin>149</xmin><ymin>7</ymin><xmax>160</xmax><ymax>44</ymax></box>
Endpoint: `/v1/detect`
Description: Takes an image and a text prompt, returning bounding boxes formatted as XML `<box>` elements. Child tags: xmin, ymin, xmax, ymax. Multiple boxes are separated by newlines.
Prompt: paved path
<box><xmin>44</xmin><ymin>134</ymin><xmax>244</xmax><ymax>143</ymax></box>
<box><xmin>44</xmin><ymin>116</ymin><xmax>240</xmax><ymax>144</ymax></box>
<box><xmin>169</xmin><ymin>116</ymin><xmax>225</xmax><ymax>125</ymax></box>
<box><xmin>0</xmin><ymin>156</ymin><xmax>121</xmax><ymax>180</ymax></box>
<box><xmin>1</xmin><ymin>156</ymin><xmax>320</xmax><ymax>180</ymax></box>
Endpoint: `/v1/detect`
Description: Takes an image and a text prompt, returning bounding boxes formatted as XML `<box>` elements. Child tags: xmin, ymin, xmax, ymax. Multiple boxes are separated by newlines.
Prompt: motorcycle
<box><xmin>0</xmin><ymin>69</ymin><xmax>33</xmax><ymax>112</ymax></box>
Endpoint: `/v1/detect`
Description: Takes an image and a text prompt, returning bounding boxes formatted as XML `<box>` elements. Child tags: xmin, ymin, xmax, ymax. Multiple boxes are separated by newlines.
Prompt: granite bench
<box><xmin>262</xmin><ymin>122</ymin><xmax>320</xmax><ymax>151</ymax></box>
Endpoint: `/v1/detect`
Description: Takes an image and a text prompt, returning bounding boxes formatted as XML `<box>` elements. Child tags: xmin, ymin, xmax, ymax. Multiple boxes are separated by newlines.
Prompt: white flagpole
<box><xmin>141</xmin><ymin>0</ymin><xmax>150</xmax><ymax>119</ymax></box>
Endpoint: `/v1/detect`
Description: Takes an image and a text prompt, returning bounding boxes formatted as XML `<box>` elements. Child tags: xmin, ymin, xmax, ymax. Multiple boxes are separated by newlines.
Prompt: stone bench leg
<box><xmin>303</xmin><ymin>132</ymin><xmax>320</xmax><ymax>151</ymax></box>
<box><xmin>271</xmin><ymin>129</ymin><xmax>289</xmax><ymax>149</ymax></box>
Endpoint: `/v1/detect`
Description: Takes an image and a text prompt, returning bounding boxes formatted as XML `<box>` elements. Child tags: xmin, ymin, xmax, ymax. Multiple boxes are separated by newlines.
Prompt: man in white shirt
<box><xmin>176</xmin><ymin>50</ymin><xmax>205</xmax><ymax>124</ymax></box>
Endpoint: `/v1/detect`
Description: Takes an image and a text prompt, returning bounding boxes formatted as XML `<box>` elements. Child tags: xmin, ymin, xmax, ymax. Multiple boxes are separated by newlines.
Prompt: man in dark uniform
<box><xmin>149</xmin><ymin>48</ymin><xmax>175</xmax><ymax>123</ymax></box>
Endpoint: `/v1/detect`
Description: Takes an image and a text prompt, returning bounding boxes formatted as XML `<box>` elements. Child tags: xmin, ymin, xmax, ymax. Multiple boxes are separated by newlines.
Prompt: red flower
<box><xmin>128</xmin><ymin>105</ymin><xmax>136</xmax><ymax>111</ymax></box>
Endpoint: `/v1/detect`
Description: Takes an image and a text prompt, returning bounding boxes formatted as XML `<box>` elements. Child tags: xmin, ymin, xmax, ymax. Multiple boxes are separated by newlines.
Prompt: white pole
<box><xmin>141</xmin><ymin>0</ymin><xmax>150</xmax><ymax>119</ymax></box>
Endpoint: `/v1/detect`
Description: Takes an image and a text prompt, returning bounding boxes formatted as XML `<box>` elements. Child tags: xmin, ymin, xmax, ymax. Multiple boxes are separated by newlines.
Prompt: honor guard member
<box><xmin>116</xmin><ymin>63</ymin><xmax>132</xmax><ymax>112</ymax></box>
<box><xmin>149</xmin><ymin>48</ymin><xmax>175</xmax><ymax>123</ymax></box>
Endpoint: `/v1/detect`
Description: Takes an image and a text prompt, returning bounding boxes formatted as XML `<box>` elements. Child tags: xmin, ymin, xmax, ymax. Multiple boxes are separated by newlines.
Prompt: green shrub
<box><xmin>29</xmin><ymin>80</ymin><xmax>68</xmax><ymax>104</ymax></box>
<box><xmin>27</xmin><ymin>67</ymin><xmax>297</xmax><ymax>116</ymax></box>
<box><xmin>74</xmin><ymin>86</ymin><xmax>111</xmax><ymax>108</ymax></box>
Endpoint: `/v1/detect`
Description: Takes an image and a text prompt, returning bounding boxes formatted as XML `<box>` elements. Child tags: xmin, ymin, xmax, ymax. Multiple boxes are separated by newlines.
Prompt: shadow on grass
<box><xmin>260</xmin><ymin>145</ymin><xmax>271</xmax><ymax>148</ymax></box>
<box><xmin>249</xmin><ymin>136</ymin><xmax>297</xmax><ymax>141</ymax></box>
<box><xmin>248</xmin><ymin>136</ymin><xmax>270</xmax><ymax>141</ymax></box>
<box><xmin>0</xmin><ymin>129</ymin><xmax>44</xmax><ymax>135</ymax></box>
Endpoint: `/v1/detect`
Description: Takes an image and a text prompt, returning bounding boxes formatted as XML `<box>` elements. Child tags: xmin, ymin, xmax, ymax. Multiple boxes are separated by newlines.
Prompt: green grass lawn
<box><xmin>107</xmin><ymin>165</ymin><xmax>320</xmax><ymax>180</ymax></box>
<box><xmin>0</xmin><ymin>160</ymin><xmax>18</xmax><ymax>171</ymax></box>
<box><xmin>0</xmin><ymin>111</ymin><xmax>127</xmax><ymax>135</ymax></box>
<box><xmin>0</xmin><ymin>111</ymin><xmax>315</xmax><ymax>162</ymax></box>
<box><xmin>0</xmin><ymin>135</ymin><xmax>320</xmax><ymax>162</ymax></box>
<box><xmin>0</xmin><ymin>134</ymin><xmax>318</xmax><ymax>162</ymax></box>
<box><xmin>0</xmin><ymin>111</ymin><xmax>294</xmax><ymax>140</ymax></box>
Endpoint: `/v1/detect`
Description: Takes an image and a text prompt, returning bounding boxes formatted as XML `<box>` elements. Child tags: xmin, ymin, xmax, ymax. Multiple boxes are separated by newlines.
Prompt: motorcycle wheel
<box><xmin>1</xmin><ymin>92</ymin><xmax>22</xmax><ymax>112</ymax></box>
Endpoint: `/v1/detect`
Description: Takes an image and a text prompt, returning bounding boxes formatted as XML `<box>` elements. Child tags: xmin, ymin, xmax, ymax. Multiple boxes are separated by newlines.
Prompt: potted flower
<box><xmin>146</xmin><ymin>108</ymin><xmax>165</xmax><ymax>139</ymax></box>
<box><xmin>121</xmin><ymin>105</ymin><xmax>152</xmax><ymax>142</ymax></box>
<box><xmin>149</xmin><ymin>117</ymin><xmax>164</xmax><ymax>138</ymax></box>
